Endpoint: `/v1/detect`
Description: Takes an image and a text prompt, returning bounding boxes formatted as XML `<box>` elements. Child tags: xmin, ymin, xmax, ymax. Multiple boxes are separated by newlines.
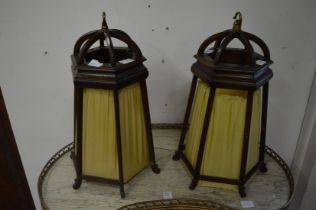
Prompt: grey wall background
<box><xmin>0</xmin><ymin>0</ymin><xmax>316</xmax><ymax>208</ymax></box>
<box><xmin>289</xmin><ymin>72</ymin><xmax>316</xmax><ymax>209</ymax></box>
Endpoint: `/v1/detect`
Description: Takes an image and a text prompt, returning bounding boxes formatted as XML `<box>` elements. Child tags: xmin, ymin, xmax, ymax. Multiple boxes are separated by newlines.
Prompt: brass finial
<box><xmin>102</xmin><ymin>12</ymin><xmax>108</xmax><ymax>31</ymax></box>
<box><xmin>232</xmin><ymin>12</ymin><xmax>242</xmax><ymax>32</ymax></box>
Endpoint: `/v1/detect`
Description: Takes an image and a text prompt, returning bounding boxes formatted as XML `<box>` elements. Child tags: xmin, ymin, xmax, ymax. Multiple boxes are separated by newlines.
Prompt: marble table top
<box><xmin>41</xmin><ymin>129</ymin><xmax>290</xmax><ymax>210</ymax></box>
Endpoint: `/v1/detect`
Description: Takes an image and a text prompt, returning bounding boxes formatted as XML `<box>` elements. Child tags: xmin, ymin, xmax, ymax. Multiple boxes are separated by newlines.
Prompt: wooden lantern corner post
<box><xmin>173</xmin><ymin>12</ymin><xmax>273</xmax><ymax>197</ymax></box>
<box><xmin>70</xmin><ymin>12</ymin><xmax>160</xmax><ymax>198</ymax></box>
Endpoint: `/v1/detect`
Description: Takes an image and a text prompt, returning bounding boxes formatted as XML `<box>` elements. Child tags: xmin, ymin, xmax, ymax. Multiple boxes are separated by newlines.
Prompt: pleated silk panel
<box><xmin>82</xmin><ymin>83</ymin><xmax>149</xmax><ymax>182</ymax></box>
<box><xmin>184</xmin><ymin>81</ymin><xmax>261</xmax><ymax>191</ymax></box>
<box><xmin>119</xmin><ymin>83</ymin><xmax>150</xmax><ymax>182</ymax></box>
<box><xmin>82</xmin><ymin>88</ymin><xmax>118</xmax><ymax>180</ymax></box>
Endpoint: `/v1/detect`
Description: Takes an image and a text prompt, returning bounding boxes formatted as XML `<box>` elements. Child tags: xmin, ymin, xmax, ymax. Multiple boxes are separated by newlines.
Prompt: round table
<box><xmin>38</xmin><ymin>129</ymin><xmax>293</xmax><ymax>210</ymax></box>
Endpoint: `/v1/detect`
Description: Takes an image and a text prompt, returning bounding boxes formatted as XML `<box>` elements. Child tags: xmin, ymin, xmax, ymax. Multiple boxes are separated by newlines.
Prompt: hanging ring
<box><xmin>232</xmin><ymin>11</ymin><xmax>242</xmax><ymax>32</ymax></box>
<box><xmin>101</xmin><ymin>11</ymin><xmax>108</xmax><ymax>32</ymax></box>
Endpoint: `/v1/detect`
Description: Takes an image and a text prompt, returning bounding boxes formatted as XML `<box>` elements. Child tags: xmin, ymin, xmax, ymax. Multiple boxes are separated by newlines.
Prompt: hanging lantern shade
<box><xmin>173</xmin><ymin>12</ymin><xmax>273</xmax><ymax>197</ymax></box>
<box><xmin>70</xmin><ymin>12</ymin><xmax>160</xmax><ymax>198</ymax></box>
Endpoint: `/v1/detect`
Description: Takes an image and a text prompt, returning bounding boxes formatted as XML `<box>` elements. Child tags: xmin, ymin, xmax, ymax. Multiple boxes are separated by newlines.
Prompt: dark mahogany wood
<box><xmin>140</xmin><ymin>80</ymin><xmax>160</xmax><ymax>173</ymax></box>
<box><xmin>200</xmin><ymin>175</ymin><xmax>239</xmax><ymax>185</ymax></box>
<box><xmin>173</xmin><ymin>13</ymin><xmax>272</xmax><ymax>198</ymax></box>
<box><xmin>173</xmin><ymin>76</ymin><xmax>198</xmax><ymax>161</ymax></box>
<box><xmin>190</xmin><ymin>87</ymin><xmax>216</xmax><ymax>190</ymax></box>
<box><xmin>181</xmin><ymin>154</ymin><xmax>195</xmax><ymax>175</ymax></box>
<box><xmin>83</xmin><ymin>175</ymin><xmax>120</xmax><ymax>185</ymax></box>
<box><xmin>0</xmin><ymin>87</ymin><xmax>36</xmax><ymax>210</ymax></box>
<box><xmin>238</xmin><ymin>90</ymin><xmax>254</xmax><ymax>197</ymax></box>
<box><xmin>72</xmin><ymin>87</ymin><xmax>83</xmax><ymax>190</ymax></box>
<box><xmin>245</xmin><ymin>162</ymin><xmax>260</xmax><ymax>182</ymax></box>
<box><xmin>259</xmin><ymin>83</ymin><xmax>269</xmax><ymax>173</ymax></box>
<box><xmin>113</xmin><ymin>89</ymin><xmax>125</xmax><ymax>198</ymax></box>
<box><xmin>71</xmin><ymin>14</ymin><xmax>160</xmax><ymax>198</ymax></box>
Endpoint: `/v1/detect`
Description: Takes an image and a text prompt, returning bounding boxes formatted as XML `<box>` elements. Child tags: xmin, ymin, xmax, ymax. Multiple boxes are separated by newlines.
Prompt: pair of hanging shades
<box><xmin>71</xmin><ymin>11</ymin><xmax>273</xmax><ymax>198</ymax></box>
<box><xmin>173</xmin><ymin>12</ymin><xmax>273</xmax><ymax>197</ymax></box>
<box><xmin>70</xmin><ymin>12</ymin><xmax>160</xmax><ymax>198</ymax></box>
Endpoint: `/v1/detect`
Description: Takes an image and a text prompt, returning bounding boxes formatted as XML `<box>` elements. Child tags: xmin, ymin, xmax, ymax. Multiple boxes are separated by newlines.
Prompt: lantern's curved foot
<box><xmin>172</xmin><ymin>151</ymin><xmax>181</xmax><ymax>161</ymax></box>
<box><xmin>72</xmin><ymin>177</ymin><xmax>82</xmax><ymax>190</ymax></box>
<box><xmin>259</xmin><ymin>162</ymin><xmax>268</xmax><ymax>173</ymax></box>
<box><xmin>189</xmin><ymin>178</ymin><xmax>198</xmax><ymax>190</ymax></box>
<box><xmin>238</xmin><ymin>185</ymin><xmax>246</xmax><ymax>198</ymax></box>
<box><xmin>151</xmin><ymin>163</ymin><xmax>161</xmax><ymax>174</ymax></box>
<box><xmin>120</xmin><ymin>186</ymin><xmax>125</xmax><ymax>198</ymax></box>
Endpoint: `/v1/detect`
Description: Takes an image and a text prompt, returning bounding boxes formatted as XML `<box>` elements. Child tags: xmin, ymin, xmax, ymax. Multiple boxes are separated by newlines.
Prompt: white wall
<box><xmin>0</xmin><ymin>0</ymin><xmax>316</xmax><ymax>208</ymax></box>
<box><xmin>289</xmin><ymin>73</ymin><xmax>316</xmax><ymax>209</ymax></box>
<box><xmin>300</xmin><ymin>158</ymin><xmax>316</xmax><ymax>210</ymax></box>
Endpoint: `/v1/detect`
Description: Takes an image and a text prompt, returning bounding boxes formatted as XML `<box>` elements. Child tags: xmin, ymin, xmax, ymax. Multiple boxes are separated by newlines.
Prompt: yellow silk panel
<box><xmin>184</xmin><ymin>81</ymin><xmax>261</xmax><ymax>191</ymax></box>
<box><xmin>82</xmin><ymin>83</ymin><xmax>150</xmax><ymax>182</ymax></box>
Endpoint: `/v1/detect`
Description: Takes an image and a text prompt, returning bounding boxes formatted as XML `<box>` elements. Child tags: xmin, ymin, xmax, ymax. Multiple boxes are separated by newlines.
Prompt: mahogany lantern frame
<box><xmin>173</xmin><ymin>12</ymin><xmax>273</xmax><ymax>197</ymax></box>
<box><xmin>70</xmin><ymin>13</ymin><xmax>160</xmax><ymax>198</ymax></box>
